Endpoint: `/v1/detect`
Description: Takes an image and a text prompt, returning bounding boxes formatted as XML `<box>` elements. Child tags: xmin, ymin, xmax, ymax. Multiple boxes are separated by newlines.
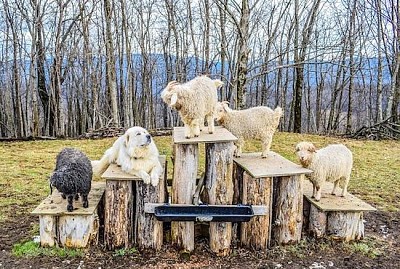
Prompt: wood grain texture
<box><xmin>233</xmin><ymin>152</ymin><xmax>312</xmax><ymax>178</ymax></box>
<box><xmin>303</xmin><ymin>180</ymin><xmax>376</xmax><ymax>212</ymax></box>
<box><xmin>173</xmin><ymin>126</ymin><xmax>237</xmax><ymax>144</ymax></box>
<box><xmin>171</xmin><ymin>144</ymin><xmax>198</xmax><ymax>252</ymax></box>
<box><xmin>39</xmin><ymin>216</ymin><xmax>57</xmax><ymax>247</ymax></box>
<box><xmin>205</xmin><ymin>142</ymin><xmax>234</xmax><ymax>256</ymax></box>
<box><xmin>240</xmin><ymin>171</ymin><xmax>272</xmax><ymax>250</ymax></box>
<box><xmin>58</xmin><ymin>214</ymin><xmax>99</xmax><ymax>248</ymax></box>
<box><xmin>327</xmin><ymin>212</ymin><xmax>364</xmax><ymax>241</ymax></box>
<box><xmin>104</xmin><ymin>180</ymin><xmax>134</xmax><ymax>250</ymax></box>
<box><xmin>308</xmin><ymin>204</ymin><xmax>327</xmax><ymax>238</ymax></box>
<box><xmin>271</xmin><ymin>175</ymin><xmax>304</xmax><ymax>245</ymax></box>
<box><xmin>135</xmin><ymin>162</ymin><xmax>166</xmax><ymax>250</ymax></box>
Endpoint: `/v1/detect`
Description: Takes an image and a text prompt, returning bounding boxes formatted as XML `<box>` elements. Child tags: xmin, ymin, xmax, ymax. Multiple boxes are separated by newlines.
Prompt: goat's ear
<box><xmin>214</xmin><ymin>79</ymin><xmax>224</xmax><ymax>88</ymax></box>
<box><xmin>166</xmin><ymin>80</ymin><xmax>177</xmax><ymax>91</ymax></box>
<box><xmin>221</xmin><ymin>101</ymin><xmax>230</xmax><ymax>111</ymax></box>
<box><xmin>170</xmin><ymin>93</ymin><xmax>178</xmax><ymax>106</ymax></box>
<box><xmin>310</xmin><ymin>144</ymin><xmax>317</xmax><ymax>152</ymax></box>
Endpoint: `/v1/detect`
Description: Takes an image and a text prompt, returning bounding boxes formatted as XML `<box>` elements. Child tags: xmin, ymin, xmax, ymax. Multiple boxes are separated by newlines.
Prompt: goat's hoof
<box><xmin>83</xmin><ymin>201</ymin><xmax>89</xmax><ymax>208</ymax></box>
<box><xmin>331</xmin><ymin>193</ymin><xmax>336</xmax><ymax>196</ymax></box>
<box><xmin>261</xmin><ymin>155</ymin><xmax>267</xmax><ymax>159</ymax></box>
<box><xmin>74</xmin><ymin>194</ymin><xmax>79</xmax><ymax>200</ymax></box>
<box><xmin>185</xmin><ymin>136</ymin><xmax>191</xmax><ymax>139</ymax></box>
<box><xmin>67</xmin><ymin>205</ymin><xmax>74</xmax><ymax>212</ymax></box>
<box><xmin>194</xmin><ymin>135</ymin><xmax>199</xmax><ymax>137</ymax></box>
<box><xmin>61</xmin><ymin>194</ymin><xmax>66</xmax><ymax>199</ymax></box>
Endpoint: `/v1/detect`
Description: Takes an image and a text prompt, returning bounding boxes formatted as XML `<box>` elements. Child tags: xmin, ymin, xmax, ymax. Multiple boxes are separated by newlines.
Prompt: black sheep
<box><xmin>50</xmin><ymin>148</ymin><xmax>92</xmax><ymax>212</ymax></box>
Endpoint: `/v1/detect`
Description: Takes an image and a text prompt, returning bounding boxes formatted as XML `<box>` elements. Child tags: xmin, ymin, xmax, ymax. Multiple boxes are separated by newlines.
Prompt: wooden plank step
<box><xmin>101</xmin><ymin>156</ymin><xmax>166</xmax><ymax>180</ymax></box>
<box><xmin>173</xmin><ymin>126</ymin><xmax>237</xmax><ymax>144</ymax></box>
<box><xmin>303</xmin><ymin>180</ymin><xmax>376</xmax><ymax>212</ymax></box>
<box><xmin>31</xmin><ymin>181</ymin><xmax>105</xmax><ymax>216</ymax></box>
<box><xmin>234</xmin><ymin>151</ymin><xmax>312</xmax><ymax>178</ymax></box>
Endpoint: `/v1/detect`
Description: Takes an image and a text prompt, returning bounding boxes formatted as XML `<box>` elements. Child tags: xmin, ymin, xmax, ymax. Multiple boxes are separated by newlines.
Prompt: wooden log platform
<box><xmin>233</xmin><ymin>152</ymin><xmax>312</xmax><ymax>248</ymax></box>
<box><xmin>31</xmin><ymin>182</ymin><xmax>105</xmax><ymax>248</ymax></box>
<box><xmin>101</xmin><ymin>156</ymin><xmax>167</xmax><ymax>250</ymax></box>
<box><xmin>171</xmin><ymin>127</ymin><xmax>237</xmax><ymax>255</ymax></box>
<box><xmin>303</xmin><ymin>180</ymin><xmax>376</xmax><ymax>241</ymax></box>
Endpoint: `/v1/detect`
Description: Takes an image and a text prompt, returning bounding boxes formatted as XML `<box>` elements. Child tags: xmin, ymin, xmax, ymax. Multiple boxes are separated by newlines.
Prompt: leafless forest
<box><xmin>0</xmin><ymin>0</ymin><xmax>399</xmax><ymax>138</ymax></box>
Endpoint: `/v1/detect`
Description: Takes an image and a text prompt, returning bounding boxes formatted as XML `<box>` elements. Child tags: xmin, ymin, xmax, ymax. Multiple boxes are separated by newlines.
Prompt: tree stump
<box><xmin>104</xmin><ymin>180</ymin><xmax>134</xmax><ymax>250</ymax></box>
<box><xmin>205</xmin><ymin>142</ymin><xmax>234</xmax><ymax>256</ymax></box>
<box><xmin>171</xmin><ymin>144</ymin><xmax>198</xmax><ymax>252</ymax></box>
<box><xmin>135</xmin><ymin>163</ymin><xmax>167</xmax><ymax>250</ymax></box>
<box><xmin>233</xmin><ymin>152</ymin><xmax>311</xmax><ymax>248</ymax></box>
<box><xmin>102</xmin><ymin>157</ymin><xmax>167</xmax><ymax>250</ymax></box>
<box><xmin>327</xmin><ymin>212</ymin><xmax>364</xmax><ymax>241</ymax></box>
<box><xmin>271</xmin><ymin>175</ymin><xmax>304</xmax><ymax>245</ymax></box>
<box><xmin>32</xmin><ymin>182</ymin><xmax>105</xmax><ymax>248</ymax></box>
<box><xmin>240</xmin><ymin>171</ymin><xmax>272</xmax><ymax>250</ymax></box>
<box><xmin>303</xmin><ymin>180</ymin><xmax>376</xmax><ymax>241</ymax></box>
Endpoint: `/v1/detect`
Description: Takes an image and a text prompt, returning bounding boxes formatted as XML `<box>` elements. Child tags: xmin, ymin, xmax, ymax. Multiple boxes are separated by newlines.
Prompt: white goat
<box><xmin>161</xmin><ymin>76</ymin><xmax>223</xmax><ymax>139</ymax></box>
<box><xmin>295</xmin><ymin>142</ymin><xmax>353</xmax><ymax>201</ymax></box>
<box><xmin>215</xmin><ymin>101</ymin><xmax>282</xmax><ymax>158</ymax></box>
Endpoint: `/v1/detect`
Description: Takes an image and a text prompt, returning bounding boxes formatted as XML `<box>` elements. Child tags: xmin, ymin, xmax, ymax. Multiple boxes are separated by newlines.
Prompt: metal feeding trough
<box><xmin>154</xmin><ymin>204</ymin><xmax>254</xmax><ymax>222</ymax></box>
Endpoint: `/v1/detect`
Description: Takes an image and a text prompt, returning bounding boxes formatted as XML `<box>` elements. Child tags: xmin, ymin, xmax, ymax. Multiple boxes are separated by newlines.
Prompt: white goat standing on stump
<box><xmin>295</xmin><ymin>142</ymin><xmax>353</xmax><ymax>201</ymax></box>
<box><xmin>161</xmin><ymin>76</ymin><xmax>224</xmax><ymax>139</ymax></box>
<box><xmin>214</xmin><ymin>101</ymin><xmax>283</xmax><ymax>158</ymax></box>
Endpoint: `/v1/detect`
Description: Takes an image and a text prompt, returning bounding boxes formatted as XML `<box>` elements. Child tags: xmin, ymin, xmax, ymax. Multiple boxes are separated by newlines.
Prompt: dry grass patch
<box><xmin>0</xmin><ymin>132</ymin><xmax>399</xmax><ymax>221</ymax></box>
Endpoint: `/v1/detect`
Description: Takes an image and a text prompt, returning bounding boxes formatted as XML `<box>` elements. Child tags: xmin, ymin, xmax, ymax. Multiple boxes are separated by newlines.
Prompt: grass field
<box><xmin>0</xmin><ymin>131</ymin><xmax>399</xmax><ymax>222</ymax></box>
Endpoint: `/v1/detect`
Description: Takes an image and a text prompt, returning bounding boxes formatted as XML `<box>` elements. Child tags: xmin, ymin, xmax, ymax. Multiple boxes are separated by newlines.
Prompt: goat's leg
<box><xmin>74</xmin><ymin>193</ymin><xmax>79</xmax><ymax>200</ymax></box>
<box><xmin>331</xmin><ymin>180</ymin><xmax>339</xmax><ymax>195</ymax></box>
<box><xmin>314</xmin><ymin>185</ymin><xmax>322</xmax><ymax>201</ymax></box>
<box><xmin>82</xmin><ymin>193</ymin><xmax>89</xmax><ymax>208</ymax></box>
<box><xmin>67</xmin><ymin>195</ymin><xmax>74</xmax><ymax>212</ymax></box>
<box><xmin>206</xmin><ymin>115</ymin><xmax>214</xmax><ymax>134</ymax></box>
<box><xmin>341</xmin><ymin>176</ymin><xmax>350</xmax><ymax>197</ymax></box>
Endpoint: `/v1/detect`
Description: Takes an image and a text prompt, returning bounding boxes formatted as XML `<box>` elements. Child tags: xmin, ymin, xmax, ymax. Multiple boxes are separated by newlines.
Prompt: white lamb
<box><xmin>295</xmin><ymin>142</ymin><xmax>353</xmax><ymax>201</ymax></box>
<box><xmin>161</xmin><ymin>76</ymin><xmax>223</xmax><ymax>139</ymax></box>
<box><xmin>215</xmin><ymin>101</ymin><xmax>282</xmax><ymax>158</ymax></box>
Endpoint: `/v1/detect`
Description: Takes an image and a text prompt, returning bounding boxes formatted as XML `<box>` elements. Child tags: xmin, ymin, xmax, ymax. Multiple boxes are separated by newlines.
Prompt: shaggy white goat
<box><xmin>161</xmin><ymin>76</ymin><xmax>223</xmax><ymax>139</ymax></box>
<box><xmin>215</xmin><ymin>101</ymin><xmax>282</xmax><ymax>158</ymax></box>
<box><xmin>295</xmin><ymin>142</ymin><xmax>353</xmax><ymax>201</ymax></box>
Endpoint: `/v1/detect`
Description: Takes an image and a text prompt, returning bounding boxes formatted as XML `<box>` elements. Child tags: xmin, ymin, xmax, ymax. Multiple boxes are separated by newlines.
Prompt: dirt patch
<box><xmin>0</xmin><ymin>211</ymin><xmax>399</xmax><ymax>269</ymax></box>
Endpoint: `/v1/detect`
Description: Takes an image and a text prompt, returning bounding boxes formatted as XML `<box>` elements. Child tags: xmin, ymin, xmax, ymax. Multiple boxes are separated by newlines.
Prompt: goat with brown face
<box><xmin>161</xmin><ymin>75</ymin><xmax>223</xmax><ymax>139</ymax></box>
<box><xmin>295</xmin><ymin>142</ymin><xmax>353</xmax><ymax>201</ymax></box>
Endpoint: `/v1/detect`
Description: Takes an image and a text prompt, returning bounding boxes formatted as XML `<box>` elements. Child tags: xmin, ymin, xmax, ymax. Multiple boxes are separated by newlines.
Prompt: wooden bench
<box><xmin>31</xmin><ymin>182</ymin><xmax>105</xmax><ymax>248</ymax></box>
<box><xmin>233</xmin><ymin>152</ymin><xmax>312</xmax><ymax>249</ymax></box>
<box><xmin>172</xmin><ymin>126</ymin><xmax>237</xmax><ymax>256</ymax></box>
<box><xmin>101</xmin><ymin>156</ymin><xmax>167</xmax><ymax>250</ymax></box>
<box><xmin>303</xmin><ymin>180</ymin><xmax>376</xmax><ymax>241</ymax></box>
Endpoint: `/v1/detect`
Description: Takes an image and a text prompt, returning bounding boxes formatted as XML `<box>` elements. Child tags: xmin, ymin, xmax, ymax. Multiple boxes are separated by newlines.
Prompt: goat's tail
<box><xmin>273</xmin><ymin>106</ymin><xmax>283</xmax><ymax>127</ymax></box>
<box><xmin>91</xmin><ymin>154</ymin><xmax>111</xmax><ymax>177</ymax></box>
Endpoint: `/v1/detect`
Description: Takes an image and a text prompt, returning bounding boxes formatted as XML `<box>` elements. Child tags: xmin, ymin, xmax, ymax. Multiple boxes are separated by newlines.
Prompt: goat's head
<box><xmin>295</xmin><ymin>142</ymin><xmax>316</xmax><ymax>167</ymax></box>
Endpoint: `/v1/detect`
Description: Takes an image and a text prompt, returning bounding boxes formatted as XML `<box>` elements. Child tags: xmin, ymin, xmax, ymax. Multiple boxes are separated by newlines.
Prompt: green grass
<box><xmin>0</xmin><ymin>132</ymin><xmax>399</xmax><ymax>221</ymax></box>
<box><xmin>12</xmin><ymin>241</ymin><xmax>84</xmax><ymax>258</ymax></box>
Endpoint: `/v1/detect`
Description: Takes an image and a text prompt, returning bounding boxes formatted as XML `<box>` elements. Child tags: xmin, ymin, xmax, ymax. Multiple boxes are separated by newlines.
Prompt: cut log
<box><xmin>303</xmin><ymin>180</ymin><xmax>376</xmax><ymax>241</ymax></box>
<box><xmin>308</xmin><ymin>204</ymin><xmax>327</xmax><ymax>238</ymax></box>
<box><xmin>271</xmin><ymin>175</ymin><xmax>304</xmax><ymax>245</ymax></box>
<box><xmin>58</xmin><ymin>214</ymin><xmax>99</xmax><ymax>248</ymax></box>
<box><xmin>240</xmin><ymin>171</ymin><xmax>272</xmax><ymax>250</ymax></box>
<box><xmin>205</xmin><ymin>142</ymin><xmax>234</xmax><ymax>256</ymax></box>
<box><xmin>171</xmin><ymin>144</ymin><xmax>198</xmax><ymax>252</ymax></box>
<box><xmin>32</xmin><ymin>182</ymin><xmax>105</xmax><ymax>248</ymax></box>
<box><xmin>104</xmin><ymin>180</ymin><xmax>134</xmax><ymax>250</ymax></box>
<box><xmin>135</xmin><ymin>159</ymin><xmax>167</xmax><ymax>250</ymax></box>
<box><xmin>327</xmin><ymin>212</ymin><xmax>364</xmax><ymax>241</ymax></box>
<box><xmin>38</xmin><ymin>216</ymin><xmax>57</xmax><ymax>247</ymax></box>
